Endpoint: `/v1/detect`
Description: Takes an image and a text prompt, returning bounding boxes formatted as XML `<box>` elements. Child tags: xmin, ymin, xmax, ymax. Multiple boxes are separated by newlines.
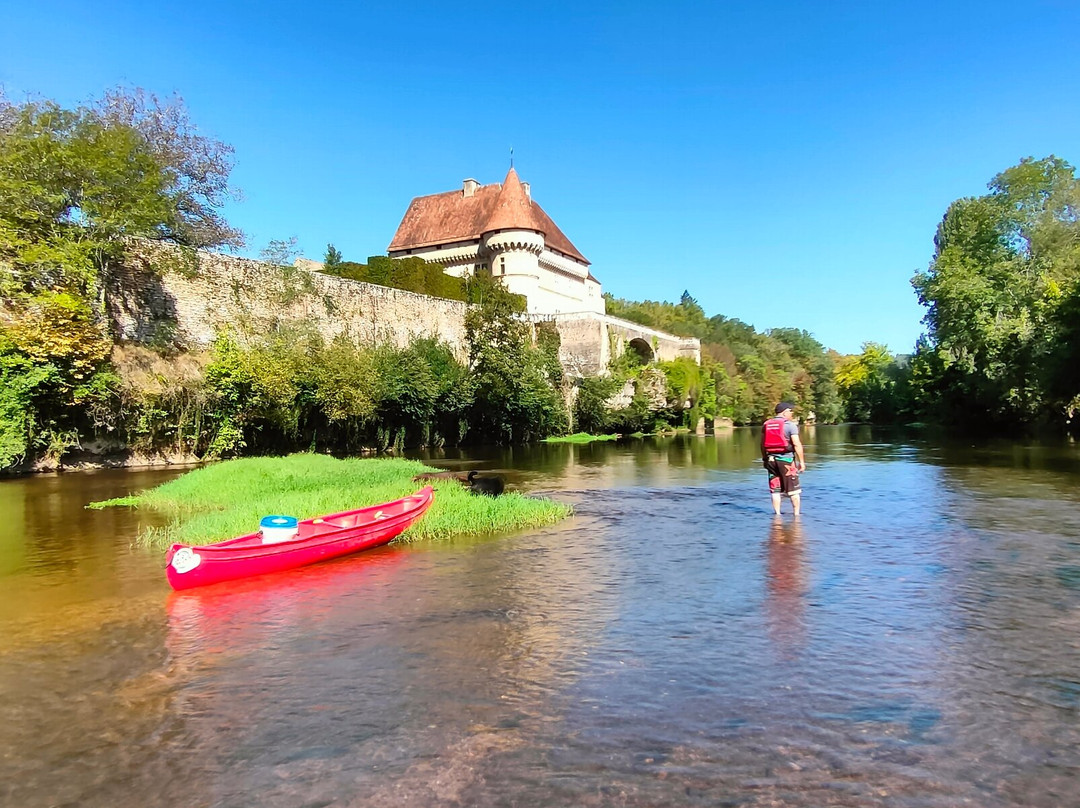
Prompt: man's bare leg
<box><xmin>771</xmin><ymin>492</ymin><xmax>782</xmax><ymax>515</ymax></box>
<box><xmin>790</xmin><ymin>491</ymin><xmax>801</xmax><ymax>516</ymax></box>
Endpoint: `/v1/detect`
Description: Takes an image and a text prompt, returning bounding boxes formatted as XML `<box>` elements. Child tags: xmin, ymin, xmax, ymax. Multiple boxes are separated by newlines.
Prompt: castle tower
<box><xmin>388</xmin><ymin>169</ymin><xmax>603</xmax><ymax>315</ymax></box>
<box><xmin>480</xmin><ymin>168</ymin><xmax>546</xmax><ymax>305</ymax></box>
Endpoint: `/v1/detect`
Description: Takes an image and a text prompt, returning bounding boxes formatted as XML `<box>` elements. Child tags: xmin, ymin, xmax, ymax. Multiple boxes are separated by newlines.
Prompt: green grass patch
<box><xmin>542</xmin><ymin>432</ymin><xmax>619</xmax><ymax>444</ymax></box>
<box><xmin>89</xmin><ymin>454</ymin><xmax>571</xmax><ymax>547</ymax></box>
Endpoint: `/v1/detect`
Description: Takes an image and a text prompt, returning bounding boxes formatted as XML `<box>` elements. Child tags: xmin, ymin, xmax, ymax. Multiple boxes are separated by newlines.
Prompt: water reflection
<box><xmin>765</xmin><ymin>517</ymin><xmax>807</xmax><ymax>658</ymax></box>
<box><xmin>3</xmin><ymin>429</ymin><xmax>1080</xmax><ymax>806</ymax></box>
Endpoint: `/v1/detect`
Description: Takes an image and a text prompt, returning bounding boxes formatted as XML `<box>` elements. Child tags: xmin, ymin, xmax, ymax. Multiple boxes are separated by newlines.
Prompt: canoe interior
<box><xmin>176</xmin><ymin>489</ymin><xmax>432</xmax><ymax>553</ymax></box>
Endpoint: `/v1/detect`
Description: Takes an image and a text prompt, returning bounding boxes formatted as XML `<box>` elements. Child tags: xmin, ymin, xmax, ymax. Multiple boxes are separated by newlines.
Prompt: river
<box><xmin>2</xmin><ymin>426</ymin><xmax>1080</xmax><ymax>807</ymax></box>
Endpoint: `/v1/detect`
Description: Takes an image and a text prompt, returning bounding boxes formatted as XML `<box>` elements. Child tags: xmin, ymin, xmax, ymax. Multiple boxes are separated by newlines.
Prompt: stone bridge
<box><xmin>530</xmin><ymin>313</ymin><xmax>701</xmax><ymax>378</ymax></box>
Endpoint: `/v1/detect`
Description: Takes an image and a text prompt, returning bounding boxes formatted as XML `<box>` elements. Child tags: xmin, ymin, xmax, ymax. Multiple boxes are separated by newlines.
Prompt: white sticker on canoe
<box><xmin>171</xmin><ymin>547</ymin><xmax>202</xmax><ymax>574</ymax></box>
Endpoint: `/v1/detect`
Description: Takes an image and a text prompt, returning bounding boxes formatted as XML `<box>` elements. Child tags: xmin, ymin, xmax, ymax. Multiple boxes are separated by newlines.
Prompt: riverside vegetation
<box><xmin>3</xmin><ymin>88</ymin><xmax>1076</xmax><ymax>475</ymax></box>
<box><xmin>600</xmin><ymin>155</ymin><xmax>1080</xmax><ymax>432</ymax></box>
<box><xmin>90</xmin><ymin>454</ymin><xmax>571</xmax><ymax>547</ymax></box>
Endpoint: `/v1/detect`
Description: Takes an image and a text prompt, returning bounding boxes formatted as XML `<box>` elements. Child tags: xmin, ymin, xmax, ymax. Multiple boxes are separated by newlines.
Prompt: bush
<box><xmin>573</xmin><ymin>375</ymin><xmax>622</xmax><ymax>434</ymax></box>
<box><xmin>321</xmin><ymin>256</ymin><xmax>468</xmax><ymax>301</ymax></box>
<box><xmin>465</xmin><ymin>277</ymin><xmax>567</xmax><ymax>443</ymax></box>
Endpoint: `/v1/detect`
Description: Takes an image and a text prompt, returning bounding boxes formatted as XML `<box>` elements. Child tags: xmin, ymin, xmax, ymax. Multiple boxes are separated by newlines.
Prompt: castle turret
<box><xmin>480</xmin><ymin>168</ymin><xmax>546</xmax><ymax>309</ymax></box>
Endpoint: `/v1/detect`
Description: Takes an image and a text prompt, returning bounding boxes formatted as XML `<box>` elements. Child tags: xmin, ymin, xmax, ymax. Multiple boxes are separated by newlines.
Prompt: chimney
<box><xmin>521</xmin><ymin>181</ymin><xmax>531</xmax><ymax>200</ymax></box>
<box><xmin>463</xmin><ymin>178</ymin><xmax>479</xmax><ymax>197</ymax></box>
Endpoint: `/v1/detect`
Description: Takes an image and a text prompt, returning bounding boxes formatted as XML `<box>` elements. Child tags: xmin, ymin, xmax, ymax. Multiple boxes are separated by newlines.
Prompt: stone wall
<box><xmin>104</xmin><ymin>246</ymin><xmax>699</xmax><ymax>379</ymax></box>
<box><xmin>106</xmin><ymin>246</ymin><xmax>468</xmax><ymax>354</ymax></box>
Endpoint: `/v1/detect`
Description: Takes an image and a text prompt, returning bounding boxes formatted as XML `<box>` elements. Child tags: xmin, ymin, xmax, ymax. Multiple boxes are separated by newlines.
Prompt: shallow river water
<box><xmin>3</xmin><ymin>427</ymin><xmax>1080</xmax><ymax>807</ymax></box>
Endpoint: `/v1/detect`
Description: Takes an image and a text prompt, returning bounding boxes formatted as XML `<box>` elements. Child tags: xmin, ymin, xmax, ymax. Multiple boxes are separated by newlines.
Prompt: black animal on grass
<box><xmin>467</xmin><ymin>470</ymin><xmax>504</xmax><ymax>497</ymax></box>
<box><xmin>411</xmin><ymin>469</ymin><xmax>505</xmax><ymax>497</ymax></box>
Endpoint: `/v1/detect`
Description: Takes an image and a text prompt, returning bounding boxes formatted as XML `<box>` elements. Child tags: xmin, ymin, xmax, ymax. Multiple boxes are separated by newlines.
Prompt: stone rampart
<box><xmin>104</xmin><ymin>246</ymin><xmax>699</xmax><ymax>378</ymax></box>
<box><xmin>106</xmin><ymin>246</ymin><xmax>468</xmax><ymax>354</ymax></box>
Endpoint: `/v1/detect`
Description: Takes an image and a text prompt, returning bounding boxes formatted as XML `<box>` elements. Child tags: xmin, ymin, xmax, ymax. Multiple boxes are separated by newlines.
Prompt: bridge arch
<box><xmin>627</xmin><ymin>337</ymin><xmax>654</xmax><ymax>364</ymax></box>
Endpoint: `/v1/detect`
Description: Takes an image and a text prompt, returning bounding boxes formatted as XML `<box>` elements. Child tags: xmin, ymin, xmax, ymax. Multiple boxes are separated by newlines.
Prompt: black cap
<box><xmin>775</xmin><ymin>401</ymin><xmax>795</xmax><ymax>414</ymax></box>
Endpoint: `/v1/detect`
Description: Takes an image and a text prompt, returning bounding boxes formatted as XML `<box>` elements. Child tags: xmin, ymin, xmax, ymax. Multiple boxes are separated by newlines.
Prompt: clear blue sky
<box><xmin>3</xmin><ymin>1</ymin><xmax>1079</xmax><ymax>354</ymax></box>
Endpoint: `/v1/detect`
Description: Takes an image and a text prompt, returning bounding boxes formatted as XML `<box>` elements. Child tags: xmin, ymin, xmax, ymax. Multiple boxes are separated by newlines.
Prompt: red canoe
<box><xmin>165</xmin><ymin>486</ymin><xmax>434</xmax><ymax>590</ymax></box>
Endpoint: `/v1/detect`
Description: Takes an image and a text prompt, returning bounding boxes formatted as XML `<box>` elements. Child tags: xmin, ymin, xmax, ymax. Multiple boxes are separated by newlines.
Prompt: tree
<box><xmin>835</xmin><ymin>343</ymin><xmax>904</xmax><ymax>422</ymax></box>
<box><xmin>259</xmin><ymin>236</ymin><xmax>300</xmax><ymax>266</ymax></box>
<box><xmin>0</xmin><ymin>88</ymin><xmax>241</xmax><ymax>297</ymax></box>
<box><xmin>464</xmin><ymin>276</ymin><xmax>567</xmax><ymax>442</ymax></box>
<box><xmin>324</xmin><ymin>243</ymin><xmax>343</xmax><ymax>268</ymax></box>
<box><xmin>911</xmin><ymin>155</ymin><xmax>1080</xmax><ymax>426</ymax></box>
<box><xmin>94</xmin><ymin>87</ymin><xmax>243</xmax><ymax>250</ymax></box>
<box><xmin>0</xmin><ymin>88</ymin><xmax>241</xmax><ymax>467</ymax></box>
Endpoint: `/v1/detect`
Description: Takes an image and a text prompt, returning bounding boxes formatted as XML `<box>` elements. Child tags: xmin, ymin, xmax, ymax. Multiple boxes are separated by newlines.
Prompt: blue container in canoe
<box><xmin>259</xmin><ymin>515</ymin><xmax>299</xmax><ymax>544</ymax></box>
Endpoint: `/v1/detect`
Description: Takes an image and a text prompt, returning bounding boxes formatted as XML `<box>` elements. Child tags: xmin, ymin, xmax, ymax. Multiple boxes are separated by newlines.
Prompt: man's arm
<box><xmin>791</xmin><ymin>433</ymin><xmax>806</xmax><ymax>472</ymax></box>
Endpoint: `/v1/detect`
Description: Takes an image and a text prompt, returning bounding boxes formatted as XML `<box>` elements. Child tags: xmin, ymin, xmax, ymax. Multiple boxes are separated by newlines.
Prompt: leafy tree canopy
<box><xmin>0</xmin><ymin>87</ymin><xmax>241</xmax><ymax>299</ymax></box>
<box><xmin>912</xmin><ymin>155</ymin><xmax>1080</xmax><ymax>425</ymax></box>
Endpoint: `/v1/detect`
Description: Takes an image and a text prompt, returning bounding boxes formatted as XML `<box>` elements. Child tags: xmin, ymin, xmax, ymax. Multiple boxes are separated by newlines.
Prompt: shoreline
<box><xmin>1</xmin><ymin>451</ymin><xmax>206</xmax><ymax>477</ymax></box>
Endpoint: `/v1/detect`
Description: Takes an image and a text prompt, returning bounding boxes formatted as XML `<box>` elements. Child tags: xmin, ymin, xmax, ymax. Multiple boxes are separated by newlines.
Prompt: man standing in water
<box><xmin>761</xmin><ymin>402</ymin><xmax>806</xmax><ymax>516</ymax></box>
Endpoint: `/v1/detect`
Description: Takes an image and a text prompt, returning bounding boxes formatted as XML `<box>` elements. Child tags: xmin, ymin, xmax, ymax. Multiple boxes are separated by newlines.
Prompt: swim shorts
<box><xmin>766</xmin><ymin>454</ymin><xmax>801</xmax><ymax>495</ymax></box>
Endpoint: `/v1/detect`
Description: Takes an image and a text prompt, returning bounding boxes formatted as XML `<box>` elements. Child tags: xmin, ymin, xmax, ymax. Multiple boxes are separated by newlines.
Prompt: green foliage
<box><xmin>605</xmin><ymin>291</ymin><xmax>841</xmax><ymax>424</ymax></box>
<box><xmin>534</xmin><ymin>319</ymin><xmax>564</xmax><ymax>388</ymax></box>
<box><xmin>4</xmin><ymin>291</ymin><xmax>111</xmax><ymax>380</ymax></box>
<box><xmin>0</xmin><ymin>88</ymin><xmax>240</xmax><ymax>468</ymax></box>
<box><xmin>90</xmin><ymin>454</ymin><xmax>571</xmax><ymax>547</ymax></box>
<box><xmin>543</xmin><ymin>432</ymin><xmax>619</xmax><ymax>443</ymax></box>
<box><xmin>834</xmin><ymin>343</ymin><xmax>911</xmax><ymax>422</ymax></box>
<box><xmin>184</xmin><ymin>331</ymin><xmax>481</xmax><ymax>459</ymax></box>
<box><xmin>573</xmin><ymin>375</ymin><xmax>623</xmax><ymax>434</ymax></box>
<box><xmin>323</xmin><ymin>243</ymin><xmax>343</xmax><ymax>268</ymax></box>
<box><xmin>321</xmin><ymin>255</ymin><xmax>469</xmax><ymax>301</ymax></box>
<box><xmin>465</xmin><ymin>277</ymin><xmax>568</xmax><ymax>443</ymax></box>
<box><xmin>604</xmin><ymin>291</ymin><xmax>709</xmax><ymax>338</ymax></box>
<box><xmin>0</xmin><ymin>89</ymin><xmax>240</xmax><ymax>298</ymax></box>
<box><xmin>0</xmin><ymin>291</ymin><xmax>115</xmax><ymax>467</ymax></box>
<box><xmin>911</xmin><ymin>155</ymin><xmax>1080</xmax><ymax>427</ymax></box>
<box><xmin>0</xmin><ymin>343</ymin><xmax>57</xmax><ymax>467</ymax></box>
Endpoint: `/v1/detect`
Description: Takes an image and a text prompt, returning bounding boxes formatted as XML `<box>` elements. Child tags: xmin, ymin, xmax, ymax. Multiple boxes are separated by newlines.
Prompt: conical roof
<box><xmin>482</xmin><ymin>167</ymin><xmax>544</xmax><ymax>234</ymax></box>
<box><xmin>387</xmin><ymin>170</ymin><xmax>589</xmax><ymax>264</ymax></box>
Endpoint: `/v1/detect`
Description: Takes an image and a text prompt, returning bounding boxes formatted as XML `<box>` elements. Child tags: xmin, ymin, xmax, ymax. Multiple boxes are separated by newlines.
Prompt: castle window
<box><xmin>500</xmin><ymin>257</ymin><xmax>506</xmax><ymax>274</ymax></box>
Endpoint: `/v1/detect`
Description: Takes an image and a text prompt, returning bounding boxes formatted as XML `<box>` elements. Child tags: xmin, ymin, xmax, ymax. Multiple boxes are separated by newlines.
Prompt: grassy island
<box><xmin>542</xmin><ymin>432</ymin><xmax>620</xmax><ymax>444</ymax></box>
<box><xmin>90</xmin><ymin>454</ymin><xmax>571</xmax><ymax>547</ymax></box>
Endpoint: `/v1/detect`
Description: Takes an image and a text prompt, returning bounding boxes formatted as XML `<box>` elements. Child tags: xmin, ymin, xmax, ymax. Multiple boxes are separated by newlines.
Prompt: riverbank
<box><xmin>1</xmin><ymin>448</ymin><xmax>205</xmax><ymax>477</ymax></box>
<box><xmin>90</xmin><ymin>453</ymin><xmax>572</xmax><ymax>547</ymax></box>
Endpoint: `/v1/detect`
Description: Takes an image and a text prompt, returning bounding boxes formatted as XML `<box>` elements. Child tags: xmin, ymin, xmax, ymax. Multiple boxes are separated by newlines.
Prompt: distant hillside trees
<box><xmin>603</xmin><ymin>291</ymin><xmax>844</xmax><ymax>424</ymax></box>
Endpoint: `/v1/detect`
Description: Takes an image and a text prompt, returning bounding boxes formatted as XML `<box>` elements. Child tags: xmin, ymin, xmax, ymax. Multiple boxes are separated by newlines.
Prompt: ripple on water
<box><xmin>3</xmin><ymin>433</ymin><xmax>1080</xmax><ymax>806</ymax></box>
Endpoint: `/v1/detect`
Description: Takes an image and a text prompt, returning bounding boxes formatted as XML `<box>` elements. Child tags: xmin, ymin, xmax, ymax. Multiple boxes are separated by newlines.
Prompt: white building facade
<box><xmin>387</xmin><ymin>169</ymin><xmax>604</xmax><ymax>315</ymax></box>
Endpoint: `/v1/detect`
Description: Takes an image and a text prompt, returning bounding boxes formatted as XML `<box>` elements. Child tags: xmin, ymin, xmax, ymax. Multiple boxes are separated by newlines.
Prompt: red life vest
<box><xmin>762</xmin><ymin>417</ymin><xmax>791</xmax><ymax>454</ymax></box>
